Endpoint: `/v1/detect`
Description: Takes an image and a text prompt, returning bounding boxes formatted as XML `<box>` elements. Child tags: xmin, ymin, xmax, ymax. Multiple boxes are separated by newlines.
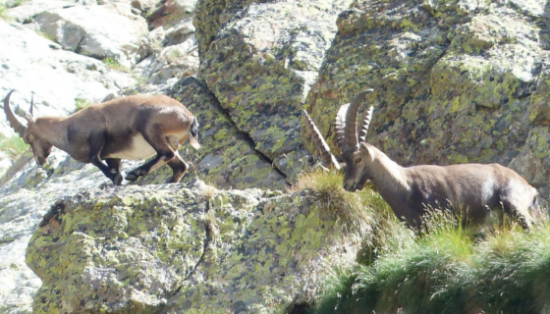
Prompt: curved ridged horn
<box><xmin>303</xmin><ymin>110</ymin><xmax>341</xmax><ymax>170</ymax></box>
<box><xmin>344</xmin><ymin>89</ymin><xmax>374</xmax><ymax>150</ymax></box>
<box><xmin>335</xmin><ymin>103</ymin><xmax>349</xmax><ymax>150</ymax></box>
<box><xmin>358</xmin><ymin>106</ymin><xmax>374</xmax><ymax>142</ymax></box>
<box><xmin>3</xmin><ymin>90</ymin><xmax>27</xmax><ymax>137</ymax></box>
<box><xmin>18</xmin><ymin>96</ymin><xmax>34</xmax><ymax>125</ymax></box>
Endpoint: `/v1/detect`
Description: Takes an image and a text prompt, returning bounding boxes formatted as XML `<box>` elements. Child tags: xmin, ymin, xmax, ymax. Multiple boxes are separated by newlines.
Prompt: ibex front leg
<box><xmin>89</xmin><ymin>132</ymin><xmax>123</xmax><ymax>185</ymax></box>
<box><xmin>125</xmin><ymin>125</ymin><xmax>177</xmax><ymax>182</ymax></box>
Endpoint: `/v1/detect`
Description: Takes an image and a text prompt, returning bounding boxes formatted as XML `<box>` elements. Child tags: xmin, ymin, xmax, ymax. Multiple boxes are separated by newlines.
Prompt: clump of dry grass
<box><xmin>291</xmin><ymin>170</ymin><xmax>375</xmax><ymax>234</ymax></box>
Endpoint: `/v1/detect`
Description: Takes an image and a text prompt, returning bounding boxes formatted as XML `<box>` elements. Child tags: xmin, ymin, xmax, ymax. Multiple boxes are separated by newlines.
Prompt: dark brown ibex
<box><xmin>3</xmin><ymin>90</ymin><xmax>200</xmax><ymax>185</ymax></box>
<box><xmin>304</xmin><ymin>89</ymin><xmax>539</xmax><ymax>228</ymax></box>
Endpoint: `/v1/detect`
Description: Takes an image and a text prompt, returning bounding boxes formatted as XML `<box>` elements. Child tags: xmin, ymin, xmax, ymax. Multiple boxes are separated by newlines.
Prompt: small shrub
<box><xmin>103</xmin><ymin>57</ymin><xmax>129</xmax><ymax>73</ymax></box>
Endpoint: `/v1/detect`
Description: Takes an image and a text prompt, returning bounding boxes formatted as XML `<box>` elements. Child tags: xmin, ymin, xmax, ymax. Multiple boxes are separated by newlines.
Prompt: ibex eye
<box><xmin>355</xmin><ymin>157</ymin><xmax>362</xmax><ymax>164</ymax></box>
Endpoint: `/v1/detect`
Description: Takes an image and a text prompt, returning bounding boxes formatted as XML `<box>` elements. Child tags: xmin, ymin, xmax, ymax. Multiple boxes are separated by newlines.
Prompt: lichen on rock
<box><xmin>27</xmin><ymin>183</ymin><xmax>368</xmax><ymax>313</ymax></box>
<box><xmin>196</xmin><ymin>0</ymin><xmax>355</xmax><ymax>183</ymax></box>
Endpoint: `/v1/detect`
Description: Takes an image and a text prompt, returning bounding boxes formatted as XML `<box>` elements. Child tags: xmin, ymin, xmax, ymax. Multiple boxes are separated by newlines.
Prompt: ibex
<box><xmin>304</xmin><ymin>89</ymin><xmax>539</xmax><ymax>228</ymax></box>
<box><xmin>3</xmin><ymin>90</ymin><xmax>200</xmax><ymax>185</ymax></box>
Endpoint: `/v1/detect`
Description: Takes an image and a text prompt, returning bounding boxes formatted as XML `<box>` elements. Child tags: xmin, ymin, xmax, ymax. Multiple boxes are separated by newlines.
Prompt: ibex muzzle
<box><xmin>304</xmin><ymin>89</ymin><xmax>540</xmax><ymax>228</ymax></box>
<box><xmin>3</xmin><ymin>90</ymin><xmax>200</xmax><ymax>186</ymax></box>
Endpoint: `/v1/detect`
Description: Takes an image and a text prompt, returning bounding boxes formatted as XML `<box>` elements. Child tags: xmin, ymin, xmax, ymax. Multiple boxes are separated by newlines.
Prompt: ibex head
<box><xmin>303</xmin><ymin>89</ymin><xmax>374</xmax><ymax>191</ymax></box>
<box><xmin>340</xmin><ymin>90</ymin><xmax>374</xmax><ymax>192</ymax></box>
<box><xmin>3</xmin><ymin>90</ymin><xmax>52</xmax><ymax>165</ymax></box>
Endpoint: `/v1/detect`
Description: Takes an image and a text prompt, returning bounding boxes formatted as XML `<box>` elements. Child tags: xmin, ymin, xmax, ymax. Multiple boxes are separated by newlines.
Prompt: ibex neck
<box><xmin>366</xmin><ymin>145</ymin><xmax>410</xmax><ymax>198</ymax></box>
<box><xmin>36</xmin><ymin>117</ymin><xmax>69</xmax><ymax>149</ymax></box>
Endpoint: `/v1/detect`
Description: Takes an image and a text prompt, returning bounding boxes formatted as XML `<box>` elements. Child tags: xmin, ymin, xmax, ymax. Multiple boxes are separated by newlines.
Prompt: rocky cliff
<box><xmin>1</xmin><ymin>0</ymin><xmax>550</xmax><ymax>313</ymax></box>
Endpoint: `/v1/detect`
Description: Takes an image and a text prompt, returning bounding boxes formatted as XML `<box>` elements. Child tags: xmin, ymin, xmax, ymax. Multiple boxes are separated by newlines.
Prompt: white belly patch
<box><xmin>106</xmin><ymin>134</ymin><xmax>157</xmax><ymax>160</ymax></box>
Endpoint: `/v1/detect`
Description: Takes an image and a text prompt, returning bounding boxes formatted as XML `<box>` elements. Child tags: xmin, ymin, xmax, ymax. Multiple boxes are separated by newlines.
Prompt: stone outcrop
<box><xmin>33</xmin><ymin>6</ymin><xmax>148</xmax><ymax>67</ymax></box>
<box><xmin>3</xmin><ymin>0</ymin><xmax>550</xmax><ymax>313</ymax></box>
<box><xmin>27</xmin><ymin>184</ymin><xmax>366</xmax><ymax>314</ymax></box>
<box><xmin>196</xmin><ymin>0</ymin><xmax>355</xmax><ymax>183</ymax></box>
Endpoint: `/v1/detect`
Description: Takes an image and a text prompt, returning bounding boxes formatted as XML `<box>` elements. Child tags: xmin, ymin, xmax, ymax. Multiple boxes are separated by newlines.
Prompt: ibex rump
<box><xmin>3</xmin><ymin>90</ymin><xmax>200</xmax><ymax>185</ymax></box>
<box><xmin>304</xmin><ymin>90</ymin><xmax>539</xmax><ymax>228</ymax></box>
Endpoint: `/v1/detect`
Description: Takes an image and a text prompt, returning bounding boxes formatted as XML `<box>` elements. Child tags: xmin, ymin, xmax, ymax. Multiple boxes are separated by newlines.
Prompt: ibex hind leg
<box><xmin>126</xmin><ymin>126</ymin><xmax>176</xmax><ymax>182</ymax></box>
<box><xmin>166</xmin><ymin>135</ymin><xmax>188</xmax><ymax>183</ymax></box>
<box><xmin>167</xmin><ymin>156</ymin><xmax>188</xmax><ymax>183</ymax></box>
<box><xmin>501</xmin><ymin>197</ymin><xmax>534</xmax><ymax>229</ymax></box>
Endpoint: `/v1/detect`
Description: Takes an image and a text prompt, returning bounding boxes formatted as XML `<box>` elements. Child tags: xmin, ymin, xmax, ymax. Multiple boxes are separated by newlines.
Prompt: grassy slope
<box><xmin>300</xmin><ymin>171</ymin><xmax>550</xmax><ymax>314</ymax></box>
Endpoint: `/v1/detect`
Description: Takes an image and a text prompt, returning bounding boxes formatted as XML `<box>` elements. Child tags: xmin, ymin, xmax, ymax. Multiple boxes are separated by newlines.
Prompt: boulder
<box><xmin>133</xmin><ymin>34</ymin><xmax>199</xmax><ymax>86</ymax></box>
<box><xmin>27</xmin><ymin>184</ymin><xmax>367</xmax><ymax>313</ymax></box>
<box><xmin>196</xmin><ymin>0</ymin><xmax>355</xmax><ymax>183</ymax></box>
<box><xmin>33</xmin><ymin>5</ymin><xmax>148</xmax><ymax>66</ymax></box>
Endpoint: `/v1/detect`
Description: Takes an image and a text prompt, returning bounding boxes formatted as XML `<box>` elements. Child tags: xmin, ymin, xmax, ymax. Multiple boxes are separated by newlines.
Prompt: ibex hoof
<box><xmin>125</xmin><ymin>172</ymin><xmax>138</xmax><ymax>182</ymax></box>
<box><xmin>112</xmin><ymin>173</ymin><xmax>123</xmax><ymax>186</ymax></box>
<box><xmin>126</xmin><ymin>169</ymin><xmax>145</xmax><ymax>182</ymax></box>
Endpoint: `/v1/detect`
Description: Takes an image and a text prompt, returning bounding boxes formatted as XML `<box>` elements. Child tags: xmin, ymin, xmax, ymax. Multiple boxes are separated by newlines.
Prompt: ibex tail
<box><xmin>189</xmin><ymin>116</ymin><xmax>201</xmax><ymax>150</ymax></box>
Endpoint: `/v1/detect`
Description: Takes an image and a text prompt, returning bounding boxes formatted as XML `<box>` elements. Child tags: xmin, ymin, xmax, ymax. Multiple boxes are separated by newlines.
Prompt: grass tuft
<box><xmin>0</xmin><ymin>135</ymin><xmax>27</xmax><ymax>159</ymax></box>
<box><xmin>291</xmin><ymin>170</ymin><xmax>374</xmax><ymax>234</ymax></box>
<box><xmin>309</xmin><ymin>206</ymin><xmax>550</xmax><ymax>314</ymax></box>
<box><xmin>103</xmin><ymin>57</ymin><xmax>130</xmax><ymax>73</ymax></box>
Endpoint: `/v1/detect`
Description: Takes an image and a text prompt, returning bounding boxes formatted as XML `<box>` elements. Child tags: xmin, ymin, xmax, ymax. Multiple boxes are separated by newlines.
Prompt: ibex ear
<box><xmin>359</xmin><ymin>142</ymin><xmax>374</xmax><ymax>157</ymax></box>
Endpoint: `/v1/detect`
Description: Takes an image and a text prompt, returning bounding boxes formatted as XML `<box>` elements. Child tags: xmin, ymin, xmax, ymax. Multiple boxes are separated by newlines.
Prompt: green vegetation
<box><xmin>73</xmin><ymin>98</ymin><xmax>92</xmax><ymax>112</ymax></box>
<box><xmin>0</xmin><ymin>4</ymin><xmax>9</xmax><ymax>20</ymax></box>
<box><xmin>0</xmin><ymin>134</ymin><xmax>27</xmax><ymax>159</ymax></box>
<box><xmin>166</xmin><ymin>49</ymin><xmax>183</xmax><ymax>63</ymax></box>
<box><xmin>103</xmin><ymin>57</ymin><xmax>130</xmax><ymax>73</ymax></box>
<box><xmin>36</xmin><ymin>31</ymin><xmax>55</xmax><ymax>42</ymax></box>
<box><xmin>308</xmin><ymin>204</ymin><xmax>550</xmax><ymax>314</ymax></box>
<box><xmin>291</xmin><ymin>170</ymin><xmax>379</xmax><ymax>234</ymax></box>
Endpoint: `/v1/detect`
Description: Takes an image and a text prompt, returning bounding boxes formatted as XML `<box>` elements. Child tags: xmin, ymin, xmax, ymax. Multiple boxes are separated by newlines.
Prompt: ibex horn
<box><xmin>344</xmin><ymin>89</ymin><xmax>373</xmax><ymax>150</ymax></box>
<box><xmin>3</xmin><ymin>90</ymin><xmax>27</xmax><ymax>137</ymax></box>
<box><xmin>358</xmin><ymin>106</ymin><xmax>374</xmax><ymax>143</ymax></box>
<box><xmin>303</xmin><ymin>110</ymin><xmax>341</xmax><ymax>170</ymax></box>
<box><xmin>335</xmin><ymin>103</ymin><xmax>349</xmax><ymax>150</ymax></box>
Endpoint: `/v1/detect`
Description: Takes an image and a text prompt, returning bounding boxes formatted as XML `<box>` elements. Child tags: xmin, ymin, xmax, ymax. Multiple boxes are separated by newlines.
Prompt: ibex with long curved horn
<box><xmin>304</xmin><ymin>89</ymin><xmax>539</xmax><ymax>228</ymax></box>
<box><xmin>3</xmin><ymin>90</ymin><xmax>200</xmax><ymax>185</ymax></box>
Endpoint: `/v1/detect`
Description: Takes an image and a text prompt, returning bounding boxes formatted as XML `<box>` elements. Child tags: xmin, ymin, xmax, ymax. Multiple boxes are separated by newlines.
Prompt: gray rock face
<box><xmin>197</xmin><ymin>0</ymin><xmax>355</xmax><ymax>183</ymax></box>
<box><xmin>26</xmin><ymin>184</ymin><xmax>366</xmax><ymax>314</ymax></box>
<box><xmin>33</xmin><ymin>5</ymin><xmax>148</xmax><ymax>67</ymax></box>
<box><xmin>0</xmin><ymin>20</ymin><xmax>137</xmax><ymax>139</ymax></box>
<box><xmin>133</xmin><ymin>32</ymin><xmax>199</xmax><ymax>86</ymax></box>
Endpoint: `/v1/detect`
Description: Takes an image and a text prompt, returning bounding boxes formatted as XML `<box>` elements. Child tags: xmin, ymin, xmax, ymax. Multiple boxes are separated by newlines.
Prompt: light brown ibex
<box><xmin>304</xmin><ymin>89</ymin><xmax>539</xmax><ymax>228</ymax></box>
<box><xmin>3</xmin><ymin>90</ymin><xmax>200</xmax><ymax>185</ymax></box>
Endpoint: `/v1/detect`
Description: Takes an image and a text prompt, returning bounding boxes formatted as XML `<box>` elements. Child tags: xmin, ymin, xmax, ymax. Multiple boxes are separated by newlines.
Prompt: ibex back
<box><xmin>304</xmin><ymin>90</ymin><xmax>539</xmax><ymax>228</ymax></box>
<box><xmin>3</xmin><ymin>90</ymin><xmax>200</xmax><ymax>185</ymax></box>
